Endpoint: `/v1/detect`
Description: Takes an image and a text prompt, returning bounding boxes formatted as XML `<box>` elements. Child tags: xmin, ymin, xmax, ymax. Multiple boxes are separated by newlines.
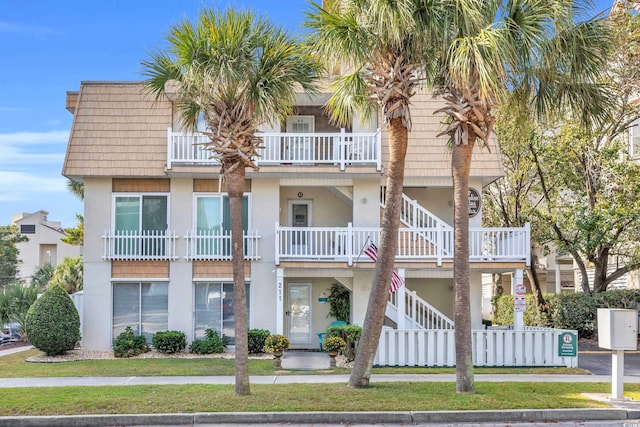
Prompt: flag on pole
<box><xmin>363</xmin><ymin>243</ymin><xmax>404</xmax><ymax>293</ymax></box>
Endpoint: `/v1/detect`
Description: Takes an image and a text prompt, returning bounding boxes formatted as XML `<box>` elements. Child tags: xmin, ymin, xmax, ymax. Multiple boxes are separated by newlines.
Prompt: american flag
<box><xmin>363</xmin><ymin>243</ymin><xmax>404</xmax><ymax>293</ymax></box>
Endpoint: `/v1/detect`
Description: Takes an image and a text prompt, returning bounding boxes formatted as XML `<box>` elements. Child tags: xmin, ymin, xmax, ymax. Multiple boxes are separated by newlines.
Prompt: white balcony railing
<box><xmin>167</xmin><ymin>128</ymin><xmax>382</xmax><ymax>171</ymax></box>
<box><xmin>275</xmin><ymin>222</ymin><xmax>530</xmax><ymax>266</ymax></box>
<box><xmin>185</xmin><ymin>230</ymin><xmax>261</xmax><ymax>260</ymax></box>
<box><xmin>102</xmin><ymin>230</ymin><xmax>178</xmax><ymax>261</ymax></box>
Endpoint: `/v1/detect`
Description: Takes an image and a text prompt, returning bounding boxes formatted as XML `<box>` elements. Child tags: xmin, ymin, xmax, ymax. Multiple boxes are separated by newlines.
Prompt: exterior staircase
<box><xmin>379</xmin><ymin>190</ymin><xmax>455</xmax><ymax>329</ymax></box>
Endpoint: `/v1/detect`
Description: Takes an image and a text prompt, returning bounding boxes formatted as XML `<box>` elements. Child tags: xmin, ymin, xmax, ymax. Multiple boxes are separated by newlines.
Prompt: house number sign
<box><xmin>468</xmin><ymin>188</ymin><xmax>480</xmax><ymax>217</ymax></box>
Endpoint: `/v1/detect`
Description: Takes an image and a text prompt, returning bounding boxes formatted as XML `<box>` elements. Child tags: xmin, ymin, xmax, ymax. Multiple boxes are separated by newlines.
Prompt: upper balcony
<box><xmin>167</xmin><ymin>128</ymin><xmax>382</xmax><ymax>171</ymax></box>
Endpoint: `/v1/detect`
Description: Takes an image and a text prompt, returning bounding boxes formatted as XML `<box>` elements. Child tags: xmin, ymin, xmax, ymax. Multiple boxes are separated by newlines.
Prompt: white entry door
<box><xmin>286</xmin><ymin>116</ymin><xmax>314</xmax><ymax>162</ymax></box>
<box><xmin>287</xmin><ymin>283</ymin><xmax>312</xmax><ymax>345</ymax></box>
<box><xmin>288</xmin><ymin>200</ymin><xmax>312</xmax><ymax>255</ymax></box>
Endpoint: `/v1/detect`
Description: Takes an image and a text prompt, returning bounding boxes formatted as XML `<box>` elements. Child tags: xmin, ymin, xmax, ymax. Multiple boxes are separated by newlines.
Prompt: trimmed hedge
<box><xmin>24</xmin><ymin>285</ymin><xmax>80</xmax><ymax>356</ymax></box>
<box><xmin>113</xmin><ymin>326</ymin><xmax>149</xmax><ymax>358</ymax></box>
<box><xmin>493</xmin><ymin>289</ymin><xmax>640</xmax><ymax>338</ymax></box>
<box><xmin>152</xmin><ymin>330</ymin><xmax>186</xmax><ymax>353</ymax></box>
<box><xmin>190</xmin><ymin>329</ymin><xmax>225</xmax><ymax>354</ymax></box>
<box><xmin>248</xmin><ymin>329</ymin><xmax>270</xmax><ymax>354</ymax></box>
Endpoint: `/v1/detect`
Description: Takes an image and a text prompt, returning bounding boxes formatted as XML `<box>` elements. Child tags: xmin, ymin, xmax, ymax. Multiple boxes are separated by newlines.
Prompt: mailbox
<box><xmin>597</xmin><ymin>308</ymin><xmax>638</xmax><ymax>350</ymax></box>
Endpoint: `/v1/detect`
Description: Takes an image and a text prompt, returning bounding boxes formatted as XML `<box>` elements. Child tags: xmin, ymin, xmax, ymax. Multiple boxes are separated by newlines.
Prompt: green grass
<box><xmin>0</xmin><ymin>382</ymin><xmax>617</xmax><ymax>416</ymax></box>
<box><xmin>0</xmin><ymin>349</ymin><xmax>586</xmax><ymax>377</ymax></box>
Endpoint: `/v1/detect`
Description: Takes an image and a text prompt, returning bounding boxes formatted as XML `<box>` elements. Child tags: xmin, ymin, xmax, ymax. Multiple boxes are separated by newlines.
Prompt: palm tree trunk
<box><xmin>226</xmin><ymin>166</ymin><xmax>250</xmax><ymax>396</ymax></box>
<box><xmin>452</xmin><ymin>142</ymin><xmax>474</xmax><ymax>394</ymax></box>
<box><xmin>348</xmin><ymin>118</ymin><xmax>407</xmax><ymax>388</ymax></box>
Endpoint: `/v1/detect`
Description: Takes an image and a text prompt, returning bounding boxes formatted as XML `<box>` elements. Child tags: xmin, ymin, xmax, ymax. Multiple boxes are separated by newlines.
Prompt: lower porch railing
<box><xmin>374</xmin><ymin>328</ymin><xmax>577</xmax><ymax>367</ymax></box>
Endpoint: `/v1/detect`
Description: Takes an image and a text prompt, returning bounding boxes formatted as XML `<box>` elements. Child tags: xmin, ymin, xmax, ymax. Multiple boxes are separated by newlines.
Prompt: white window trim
<box><xmin>192</xmin><ymin>192</ymin><xmax>252</xmax><ymax>230</ymax></box>
<box><xmin>111</xmin><ymin>192</ymin><xmax>171</xmax><ymax>231</ymax></box>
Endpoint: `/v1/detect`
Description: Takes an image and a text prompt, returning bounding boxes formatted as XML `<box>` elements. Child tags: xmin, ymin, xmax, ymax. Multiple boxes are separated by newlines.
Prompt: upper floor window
<box><xmin>20</xmin><ymin>224</ymin><xmax>36</xmax><ymax>234</ymax></box>
<box><xmin>631</xmin><ymin>120</ymin><xmax>640</xmax><ymax>158</ymax></box>
<box><xmin>113</xmin><ymin>194</ymin><xmax>169</xmax><ymax>257</ymax></box>
<box><xmin>195</xmin><ymin>194</ymin><xmax>249</xmax><ymax>233</ymax></box>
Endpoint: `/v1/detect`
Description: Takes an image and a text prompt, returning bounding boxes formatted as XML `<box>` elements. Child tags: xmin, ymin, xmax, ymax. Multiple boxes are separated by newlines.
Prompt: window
<box><xmin>114</xmin><ymin>194</ymin><xmax>168</xmax><ymax>256</ymax></box>
<box><xmin>20</xmin><ymin>224</ymin><xmax>35</xmax><ymax>234</ymax></box>
<box><xmin>194</xmin><ymin>282</ymin><xmax>250</xmax><ymax>345</ymax></box>
<box><xmin>194</xmin><ymin>195</ymin><xmax>249</xmax><ymax>256</ymax></box>
<box><xmin>631</xmin><ymin>121</ymin><xmax>640</xmax><ymax>157</ymax></box>
<box><xmin>113</xmin><ymin>282</ymin><xmax>168</xmax><ymax>343</ymax></box>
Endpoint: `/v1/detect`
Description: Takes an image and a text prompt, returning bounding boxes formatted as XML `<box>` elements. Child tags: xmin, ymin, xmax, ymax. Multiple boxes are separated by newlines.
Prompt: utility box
<box><xmin>597</xmin><ymin>308</ymin><xmax>638</xmax><ymax>350</ymax></box>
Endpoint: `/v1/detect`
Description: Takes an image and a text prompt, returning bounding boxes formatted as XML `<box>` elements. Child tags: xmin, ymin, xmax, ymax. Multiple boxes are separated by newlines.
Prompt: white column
<box><xmin>276</xmin><ymin>268</ymin><xmax>284</xmax><ymax>334</ymax></box>
<box><xmin>513</xmin><ymin>269</ymin><xmax>524</xmax><ymax>330</ymax></box>
<box><xmin>612</xmin><ymin>350</ymin><xmax>625</xmax><ymax>399</ymax></box>
<box><xmin>555</xmin><ymin>259</ymin><xmax>561</xmax><ymax>293</ymax></box>
<box><xmin>396</xmin><ymin>268</ymin><xmax>406</xmax><ymax>329</ymax></box>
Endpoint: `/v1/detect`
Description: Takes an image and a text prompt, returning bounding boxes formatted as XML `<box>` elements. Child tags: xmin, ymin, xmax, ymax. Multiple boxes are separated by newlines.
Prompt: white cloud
<box><xmin>0</xmin><ymin>171</ymin><xmax>67</xmax><ymax>202</ymax></box>
<box><xmin>0</xmin><ymin>21</ymin><xmax>60</xmax><ymax>37</ymax></box>
<box><xmin>0</xmin><ymin>130</ymin><xmax>69</xmax><ymax>146</ymax></box>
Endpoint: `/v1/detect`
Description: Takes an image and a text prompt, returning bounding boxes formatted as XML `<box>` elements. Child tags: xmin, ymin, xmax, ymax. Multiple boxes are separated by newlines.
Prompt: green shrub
<box><xmin>322</xmin><ymin>336</ymin><xmax>346</xmax><ymax>352</ymax></box>
<box><xmin>327</xmin><ymin>324</ymin><xmax>361</xmax><ymax>362</ymax></box>
<box><xmin>24</xmin><ymin>285</ymin><xmax>80</xmax><ymax>356</ymax></box>
<box><xmin>189</xmin><ymin>328</ymin><xmax>225</xmax><ymax>354</ymax></box>
<box><xmin>493</xmin><ymin>289</ymin><xmax>640</xmax><ymax>339</ymax></box>
<box><xmin>152</xmin><ymin>330</ymin><xmax>186</xmax><ymax>353</ymax></box>
<box><xmin>248</xmin><ymin>329</ymin><xmax>270</xmax><ymax>353</ymax></box>
<box><xmin>113</xmin><ymin>326</ymin><xmax>149</xmax><ymax>358</ymax></box>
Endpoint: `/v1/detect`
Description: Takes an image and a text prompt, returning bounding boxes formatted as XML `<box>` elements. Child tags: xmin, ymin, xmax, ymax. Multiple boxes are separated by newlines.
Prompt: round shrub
<box><xmin>190</xmin><ymin>328</ymin><xmax>225</xmax><ymax>354</ymax></box>
<box><xmin>264</xmin><ymin>334</ymin><xmax>289</xmax><ymax>353</ymax></box>
<box><xmin>25</xmin><ymin>284</ymin><xmax>80</xmax><ymax>356</ymax></box>
<box><xmin>113</xmin><ymin>326</ymin><xmax>149</xmax><ymax>358</ymax></box>
<box><xmin>248</xmin><ymin>328</ymin><xmax>270</xmax><ymax>353</ymax></box>
<box><xmin>152</xmin><ymin>330</ymin><xmax>186</xmax><ymax>353</ymax></box>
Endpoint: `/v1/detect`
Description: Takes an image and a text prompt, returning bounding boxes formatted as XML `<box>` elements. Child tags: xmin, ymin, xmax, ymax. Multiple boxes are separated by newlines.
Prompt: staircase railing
<box><xmin>387</xmin><ymin>288</ymin><xmax>454</xmax><ymax>330</ymax></box>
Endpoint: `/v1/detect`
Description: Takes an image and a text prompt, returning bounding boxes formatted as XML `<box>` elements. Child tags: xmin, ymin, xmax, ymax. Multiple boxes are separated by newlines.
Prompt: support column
<box><xmin>612</xmin><ymin>350</ymin><xmax>625</xmax><ymax>400</ymax></box>
<box><xmin>555</xmin><ymin>259</ymin><xmax>561</xmax><ymax>294</ymax></box>
<box><xmin>396</xmin><ymin>268</ymin><xmax>406</xmax><ymax>329</ymax></box>
<box><xmin>276</xmin><ymin>268</ymin><xmax>284</xmax><ymax>334</ymax></box>
<box><xmin>513</xmin><ymin>269</ymin><xmax>524</xmax><ymax>330</ymax></box>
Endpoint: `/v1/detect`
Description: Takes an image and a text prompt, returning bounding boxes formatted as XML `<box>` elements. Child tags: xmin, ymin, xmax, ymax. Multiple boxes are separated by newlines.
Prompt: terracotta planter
<box><xmin>273</xmin><ymin>350</ymin><xmax>284</xmax><ymax>368</ymax></box>
<box><xmin>327</xmin><ymin>350</ymin><xmax>338</xmax><ymax>368</ymax></box>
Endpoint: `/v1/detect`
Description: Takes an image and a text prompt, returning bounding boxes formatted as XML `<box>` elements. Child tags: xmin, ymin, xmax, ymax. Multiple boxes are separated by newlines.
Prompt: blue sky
<box><xmin>0</xmin><ymin>0</ymin><xmax>614</xmax><ymax>228</ymax></box>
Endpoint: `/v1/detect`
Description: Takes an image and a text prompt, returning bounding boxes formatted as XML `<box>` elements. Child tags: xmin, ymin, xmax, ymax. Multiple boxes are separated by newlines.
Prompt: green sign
<box><xmin>558</xmin><ymin>332</ymin><xmax>577</xmax><ymax>357</ymax></box>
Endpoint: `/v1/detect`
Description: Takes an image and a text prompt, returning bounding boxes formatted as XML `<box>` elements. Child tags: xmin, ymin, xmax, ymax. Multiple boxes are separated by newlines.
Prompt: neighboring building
<box><xmin>62</xmin><ymin>81</ymin><xmax>530</xmax><ymax>351</ymax></box>
<box><xmin>12</xmin><ymin>210</ymin><xmax>82</xmax><ymax>282</ymax></box>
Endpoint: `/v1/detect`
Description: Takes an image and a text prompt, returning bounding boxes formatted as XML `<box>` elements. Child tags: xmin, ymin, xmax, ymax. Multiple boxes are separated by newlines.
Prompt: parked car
<box><xmin>0</xmin><ymin>323</ymin><xmax>20</xmax><ymax>344</ymax></box>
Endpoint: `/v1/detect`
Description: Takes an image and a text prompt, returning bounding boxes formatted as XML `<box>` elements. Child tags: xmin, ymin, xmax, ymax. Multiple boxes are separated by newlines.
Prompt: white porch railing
<box><xmin>387</xmin><ymin>289</ymin><xmax>454</xmax><ymax>330</ymax></box>
<box><xmin>102</xmin><ymin>230</ymin><xmax>178</xmax><ymax>260</ymax></box>
<box><xmin>374</xmin><ymin>328</ymin><xmax>578</xmax><ymax>367</ymax></box>
<box><xmin>275</xmin><ymin>223</ymin><xmax>530</xmax><ymax>265</ymax></box>
<box><xmin>167</xmin><ymin>127</ymin><xmax>382</xmax><ymax>171</ymax></box>
<box><xmin>185</xmin><ymin>230</ymin><xmax>261</xmax><ymax>260</ymax></box>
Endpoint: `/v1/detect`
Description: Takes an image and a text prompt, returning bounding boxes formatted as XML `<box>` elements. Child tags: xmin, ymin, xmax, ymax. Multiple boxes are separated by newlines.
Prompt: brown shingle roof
<box><xmin>62</xmin><ymin>82</ymin><xmax>172</xmax><ymax>180</ymax></box>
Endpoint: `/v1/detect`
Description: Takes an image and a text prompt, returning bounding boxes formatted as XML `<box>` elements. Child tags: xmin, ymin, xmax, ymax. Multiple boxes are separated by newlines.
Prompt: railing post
<box><xmin>274</xmin><ymin>222</ymin><xmax>280</xmax><ymax>265</ymax></box>
<box><xmin>166</xmin><ymin>127</ymin><xmax>172</xmax><ymax>170</ymax></box>
<box><xmin>436</xmin><ymin>223</ymin><xmax>443</xmax><ymax>266</ymax></box>
<box><xmin>524</xmin><ymin>222</ymin><xmax>531</xmax><ymax>266</ymax></box>
<box><xmin>376</xmin><ymin>129</ymin><xmax>382</xmax><ymax>171</ymax></box>
<box><xmin>340</xmin><ymin>128</ymin><xmax>346</xmax><ymax>171</ymax></box>
<box><xmin>347</xmin><ymin>222</ymin><xmax>353</xmax><ymax>266</ymax></box>
<box><xmin>396</xmin><ymin>269</ymin><xmax>406</xmax><ymax>329</ymax></box>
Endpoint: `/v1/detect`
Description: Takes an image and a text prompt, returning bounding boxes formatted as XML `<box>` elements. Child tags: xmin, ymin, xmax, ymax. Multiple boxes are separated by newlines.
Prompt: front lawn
<box><xmin>0</xmin><ymin>382</ymin><xmax>615</xmax><ymax>416</ymax></box>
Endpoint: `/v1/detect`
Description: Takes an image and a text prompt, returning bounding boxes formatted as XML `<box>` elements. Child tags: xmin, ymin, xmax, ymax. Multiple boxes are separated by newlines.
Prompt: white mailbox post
<box><xmin>597</xmin><ymin>308</ymin><xmax>638</xmax><ymax>400</ymax></box>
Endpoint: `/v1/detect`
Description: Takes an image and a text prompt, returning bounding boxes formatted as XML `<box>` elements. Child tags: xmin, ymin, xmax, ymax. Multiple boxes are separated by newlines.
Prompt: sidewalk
<box><xmin>2</xmin><ymin>346</ymin><xmax>640</xmax><ymax>426</ymax></box>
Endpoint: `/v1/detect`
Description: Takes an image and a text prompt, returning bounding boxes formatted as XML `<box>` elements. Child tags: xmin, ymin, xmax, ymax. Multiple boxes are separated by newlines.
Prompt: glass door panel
<box><xmin>287</xmin><ymin>283</ymin><xmax>312</xmax><ymax>345</ymax></box>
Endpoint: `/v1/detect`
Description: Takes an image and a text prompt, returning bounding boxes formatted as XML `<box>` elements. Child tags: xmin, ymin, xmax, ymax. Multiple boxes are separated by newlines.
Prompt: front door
<box><xmin>286</xmin><ymin>116</ymin><xmax>314</xmax><ymax>162</ymax></box>
<box><xmin>287</xmin><ymin>283</ymin><xmax>312</xmax><ymax>345</ymax></box>
<box><xmin>288</xmin><ymin>200</ymin><xmax>312</xmax><ymax>254</ymax></box>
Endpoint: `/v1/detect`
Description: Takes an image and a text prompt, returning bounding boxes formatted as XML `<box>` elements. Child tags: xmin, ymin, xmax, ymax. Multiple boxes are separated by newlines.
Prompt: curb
<box><xmin>0</xmin><ymin>408</ymin><xmax>632</xmax><ymax>426</ymax></box>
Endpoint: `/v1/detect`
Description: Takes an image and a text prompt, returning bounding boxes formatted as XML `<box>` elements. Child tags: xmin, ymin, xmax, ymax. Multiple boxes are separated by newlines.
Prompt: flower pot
<box><xmin>273</xmin><ymin>350</ymin><xmax>283</xmax><ymax>368</ymax></box>
<box><xmin>327</xmin><ymin>350</ymin><xmax>338</xmax><ymax>368</ymax></box>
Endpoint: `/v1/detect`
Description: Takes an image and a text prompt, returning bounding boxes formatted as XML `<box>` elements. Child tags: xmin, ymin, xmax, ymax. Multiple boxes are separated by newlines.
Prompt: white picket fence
<box><xmin>374</xmin><ymin>328</ymin><xmax>578</xmax><ymax>367</ymax></box>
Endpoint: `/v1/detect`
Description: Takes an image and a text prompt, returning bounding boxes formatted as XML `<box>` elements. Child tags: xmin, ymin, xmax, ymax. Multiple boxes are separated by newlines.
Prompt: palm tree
<box><xmin>49</xmin><ymin>256</ymin><xmax>83</xmax><ymax>294</ymax></box>
<box><xmin>305</xmin><ymin>0</ymin><xmax>438</xmax><ymax>388</ymax></box>
<box><xmin>431</xmin><ymin>0</ymin><xmax>611</xmax><ymax>392</ymax></box>
<box><xmin>143</xmin><ymin>7</ymin><xmax>320</xmax><ymax>396</ymax></box>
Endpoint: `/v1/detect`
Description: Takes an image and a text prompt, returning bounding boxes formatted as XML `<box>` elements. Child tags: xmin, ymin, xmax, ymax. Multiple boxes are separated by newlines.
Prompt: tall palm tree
<box><xmin>432</xmin><ymin>0</ymin><xmax>611</xmax><ymax>392</ymax></box>
<box><xmin>306</xmin><ymin>0</ymin><xmax>439</xmax><ymax>388</ymax></box>
<box><xmin>143</xmin><ymin>7</ymin><xmax>320</xmax><ymax>396</ymax></box>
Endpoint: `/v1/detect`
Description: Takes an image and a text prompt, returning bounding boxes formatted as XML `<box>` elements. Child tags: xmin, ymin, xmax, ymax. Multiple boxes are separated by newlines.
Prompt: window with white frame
<box><xmin>194</xmin><ymin>282</ymin><xmax>250</xmax><ymax>344</ymax></box>
<box><xmin>631</xmin><ymin>120</ymin><xmax>640</xmax><ymax>158</ymax></box>
<box><xmin>193</xmin><ymin>194</ymin><xmax>249</xmax><ymax>256</ymax></box>
<box><xmin>112</xmin><ymin>282</ymin><xmax>169</xmax><ymax>343</ymax></box>
<box><xmin>113</xmin><ymin>194</ymin><xmax>168</xmax><ymax>256</ymax></box>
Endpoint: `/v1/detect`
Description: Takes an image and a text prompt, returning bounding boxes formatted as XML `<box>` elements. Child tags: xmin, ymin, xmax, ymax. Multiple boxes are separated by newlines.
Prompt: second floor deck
<box><xmin>167</xmin><ymin>128</ymin><xmax>382</xmax><ymax>171</ymax></box>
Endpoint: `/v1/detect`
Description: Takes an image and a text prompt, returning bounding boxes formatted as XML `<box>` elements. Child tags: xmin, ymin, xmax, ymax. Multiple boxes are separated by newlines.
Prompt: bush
<box><xmin>152</xmin><ymin>330</ymin><xmax>186</xmax><ymax>353</ymax></box>
<box><xmin>113</xmin><ymin>326</ymin><xmax>149</xmax><ymax>358</ymax></box>
<box><xmin>322</xmin><ymin>336</ymin><xmax>346</xmax><ymax>352</ymax></box>
<box><xmin>248</xmin><ymin>329</ymin><xmax>270</xmax><ymax>353</ymax></box>
<box><xmin>327</xmin><ymin>324</ymin><xmax>361</xmax><ymax>361</ymax></box>
<box><xmin>190</xmin><ymin>328</ymin><xmax>225</xmax><ymax>354</ymax></box>
<box><xmin>493</xmin><ymin>289</ymin><xmax>640</xmax><ymax>339</ymax></box>
<box><xmin>264</xmin><ymin>334</ymin><xmax>289</xmax><ymax>353</ymax></box>
<box><xmin>24</xmin><ymin>285</ymin><xmax>80</xmax><ymax>356</ymax></box>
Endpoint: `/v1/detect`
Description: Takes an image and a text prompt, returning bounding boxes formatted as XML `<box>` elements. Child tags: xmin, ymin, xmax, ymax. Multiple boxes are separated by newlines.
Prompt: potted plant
<box><xmin>264</xmin><ymin>334</ymin><xmax>290</xmax><ymax>368</ymax></box>
<box><xmin>322</xmin><ymin>336</ymin><xmax>346</xmax><ymax>368</ymax></box>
